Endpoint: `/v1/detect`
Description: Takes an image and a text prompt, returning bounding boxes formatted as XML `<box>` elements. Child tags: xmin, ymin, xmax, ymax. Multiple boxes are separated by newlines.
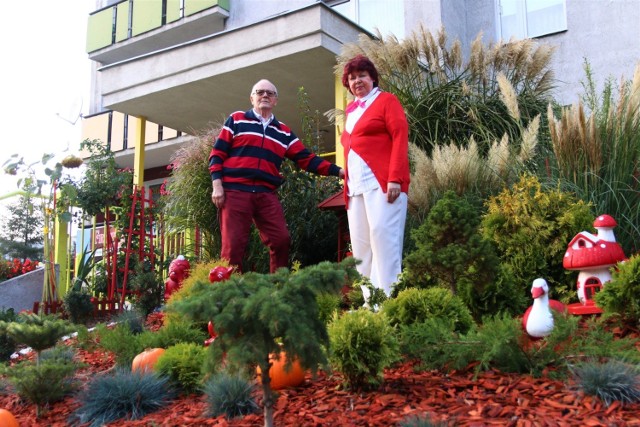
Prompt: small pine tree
<box><xmin>168</xmin><ymin>258</ymin><xmax>359</xmax><ymax>427</ymax></box>
<box><xmin>403</xmin><ymin>191</ymin><xmax>499</xmax><ymax>317</ymax></box>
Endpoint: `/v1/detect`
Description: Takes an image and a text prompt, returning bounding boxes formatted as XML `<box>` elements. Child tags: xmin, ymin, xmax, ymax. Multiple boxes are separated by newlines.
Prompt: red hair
<box><xmin>341</xmin><ymin>55</ymin><xmax>379</xmax><ymax>94</ymax></box>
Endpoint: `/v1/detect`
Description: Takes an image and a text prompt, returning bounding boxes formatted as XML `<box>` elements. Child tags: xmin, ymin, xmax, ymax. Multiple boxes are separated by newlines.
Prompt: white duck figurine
<box><xmin>522</xmin><ymin>278</ymin><xmax>566</xmax><ymax>338</ymax></box>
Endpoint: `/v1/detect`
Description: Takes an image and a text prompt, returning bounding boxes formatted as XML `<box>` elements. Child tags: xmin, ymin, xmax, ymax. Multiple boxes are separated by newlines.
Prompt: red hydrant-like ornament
<box><xmin>209</xmin><ymin>266</ymin><xmax>234</xmax><ymax>283</ymax></box>
<box><xmin>164</xmin><ymin>255</ymin><xmax>191</xmax><ymax>301</ymax></box>
<box><xmin>204</xmin><ymin>266</ymin><xmax>235</xmax><ymax>347</ymax></box>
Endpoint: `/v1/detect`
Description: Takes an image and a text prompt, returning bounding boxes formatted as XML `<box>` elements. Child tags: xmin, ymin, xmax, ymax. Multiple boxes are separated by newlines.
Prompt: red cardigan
<box><xmin>341</xmin><ymin>92</ymin><xmax>410</xmax><ymax>206</ymax></box>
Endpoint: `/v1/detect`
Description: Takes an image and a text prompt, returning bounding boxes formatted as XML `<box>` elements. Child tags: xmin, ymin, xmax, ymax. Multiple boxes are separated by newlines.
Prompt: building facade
<box><xmin>82</xmin><ymin>0</ymin><xmax>640</xmax><ymax>190</ymax></box>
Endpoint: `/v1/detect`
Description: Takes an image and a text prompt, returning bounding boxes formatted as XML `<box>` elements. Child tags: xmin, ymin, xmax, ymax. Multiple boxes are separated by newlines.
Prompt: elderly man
<box><xmin>208</xmin><ymin>79</ymin><xmax>344</xmax><ymax>273</ymax></box>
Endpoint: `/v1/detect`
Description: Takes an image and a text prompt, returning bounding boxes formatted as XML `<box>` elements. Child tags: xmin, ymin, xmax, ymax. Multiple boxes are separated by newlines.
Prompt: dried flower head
<box><xmin>61</xmin><ymin>155</ymin><xmax>84</xmax><ymax>169</ymax></box>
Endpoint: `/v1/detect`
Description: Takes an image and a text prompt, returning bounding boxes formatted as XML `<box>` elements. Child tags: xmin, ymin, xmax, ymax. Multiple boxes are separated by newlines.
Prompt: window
<box><xmin>327</xmin><ymin>0</ymin><xmax>405</xmax><ymax>39</ymax></box>
<box><xmin>498</xmin><ymin>0</ymin><xmax>567</xmax><ymax>40</ymax></box>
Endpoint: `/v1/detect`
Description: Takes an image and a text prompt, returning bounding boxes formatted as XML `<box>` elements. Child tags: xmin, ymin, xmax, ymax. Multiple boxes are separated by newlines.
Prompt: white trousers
<box><xmin>347</xmin><ymin>187</ymin><xmax>407</xmax><ymax>296</ymax></box>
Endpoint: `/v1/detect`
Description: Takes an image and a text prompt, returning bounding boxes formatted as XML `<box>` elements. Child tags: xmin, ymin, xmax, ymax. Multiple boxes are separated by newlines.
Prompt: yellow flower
<box><xmin>43</xmin><ymin>226</ymin><xmax>49</xmax><ymax>234</ymax></box>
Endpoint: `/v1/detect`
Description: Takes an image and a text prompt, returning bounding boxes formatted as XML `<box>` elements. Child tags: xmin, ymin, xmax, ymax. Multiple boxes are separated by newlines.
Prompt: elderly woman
<box><xmin>341</xmin><ymin>55</ymin><xmax>410</xmax><ymax>301</ymax></box>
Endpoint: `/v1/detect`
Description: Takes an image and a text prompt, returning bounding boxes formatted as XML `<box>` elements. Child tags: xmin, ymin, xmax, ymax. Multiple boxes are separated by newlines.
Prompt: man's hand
<box><xmin>339</xmin><ymin>168</ymin><xmax>345</xmax><ymax>179</ymax></box>
<box><xmin>212</xmin><ymin>179</ymin><xmax>225</xmax><ymax>208</ymax></box>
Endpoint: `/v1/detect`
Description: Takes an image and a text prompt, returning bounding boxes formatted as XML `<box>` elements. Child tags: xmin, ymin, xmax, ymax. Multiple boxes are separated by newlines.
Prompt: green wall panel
<box><xmin>86</xmin><ymin>8</ymin><xmax>114</xmax><ymax>53</ymax></box>
<box><xmin>166</xmin><ymin>0</ymin><xmax>182</xmax><ymax>24</ymax></box>
<box><xmin>185</xmin><ymin>0</ymin><xmax>228</xmax><ymax>17</ymax></box>
<box><xmin>115</xmin><ymin>1</ymin><xmax>130</xmax><ymax>42</ymax></box>
<box><xmin>132</xmin><ymin>0</ymin><xmax>163</xmax><ymax>37</ymax></box>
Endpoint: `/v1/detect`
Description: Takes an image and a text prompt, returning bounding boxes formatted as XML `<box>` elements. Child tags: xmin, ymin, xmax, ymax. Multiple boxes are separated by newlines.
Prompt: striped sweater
<box><xmin>209</xmin><ymin>109</ymin><xmax>340</xmax><ymax>192</ymax></box>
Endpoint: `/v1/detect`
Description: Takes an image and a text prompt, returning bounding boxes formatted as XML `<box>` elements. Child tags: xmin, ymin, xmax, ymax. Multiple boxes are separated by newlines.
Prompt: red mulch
<box><xmin>2</xmin><ymin>313</ymin><xmax>640</xmax><ymax>427</ymax></box>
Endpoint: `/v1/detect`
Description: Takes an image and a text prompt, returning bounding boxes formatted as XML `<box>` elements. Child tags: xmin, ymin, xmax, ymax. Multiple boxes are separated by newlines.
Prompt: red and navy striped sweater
<box><xmin>209</xmin><ymin>109</ymin><xmax>340</xmax><ymax>192</ymax></box>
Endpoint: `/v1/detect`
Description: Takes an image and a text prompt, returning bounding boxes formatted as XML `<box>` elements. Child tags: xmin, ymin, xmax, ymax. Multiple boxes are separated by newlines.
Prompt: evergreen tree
<box><xmin>169</xmin><ymin>258</ymin><xmax>359</xmax><ymax>427</ymax></box>
<box><xmin>0</xmin><ymin>192</ymin><xmax>44</xmax><ymax>261</ymax></box>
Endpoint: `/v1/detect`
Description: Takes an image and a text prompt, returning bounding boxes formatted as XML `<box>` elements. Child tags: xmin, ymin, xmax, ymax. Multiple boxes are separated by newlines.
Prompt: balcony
<box><xmin>87</xmin><ymin>0</ymin><xmax>230</xmax><ymax>65</ymax></box>
<box><xmin>86</xmin><ymin>2</ymin><xmax>369</xmax><ymax>156</ymax></box>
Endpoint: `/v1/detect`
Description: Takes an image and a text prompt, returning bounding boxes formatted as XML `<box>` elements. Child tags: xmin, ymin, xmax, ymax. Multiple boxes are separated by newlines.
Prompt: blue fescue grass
<box><xmin>70</xmin><ymin>367</ymin><xmax>176</xmax><ymax>427</ymax></box>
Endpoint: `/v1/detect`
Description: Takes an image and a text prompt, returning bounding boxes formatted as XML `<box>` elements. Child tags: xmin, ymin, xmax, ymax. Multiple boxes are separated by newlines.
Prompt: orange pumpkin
<box><xmin>0</xmin><ymin>409</ymin><xmax>19</xmax><ymax>427</ymax></box>
<box><xmin>132</xmin><ymin>348</ymin><xmax>165</xmax><ymax>373</ymax></box>
<box><xmin>256</xmin><ymin>352</ymin><xmax>306</xmax><ymax>390</ymax></box>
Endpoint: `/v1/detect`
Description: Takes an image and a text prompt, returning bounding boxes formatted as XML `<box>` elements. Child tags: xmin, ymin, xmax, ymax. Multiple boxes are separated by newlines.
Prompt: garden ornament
<box><xmin>522</xmin><ymin>278</ymin><xmax>566</xmax><ymax>338</ymax></box>
<box><xmin>562</xmin><ymin>214</ymin><xmax>627</xmax><ymax>315</ymax></box>
<box><xmin>204</xmin><ymin>265</ymin><xmax>234</xmax><ymax>346</ymax></box>
<box><xmin>163</xmin><ymin>255</ymin><xmax>191</xmax><ymax>301</ymax></box>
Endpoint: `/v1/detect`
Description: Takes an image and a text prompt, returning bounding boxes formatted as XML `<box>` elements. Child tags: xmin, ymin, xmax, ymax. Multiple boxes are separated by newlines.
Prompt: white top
<box><xmin>345</xmin><ymin>87</ymin><xmax>381</xmax><ymax>196</ymax></box>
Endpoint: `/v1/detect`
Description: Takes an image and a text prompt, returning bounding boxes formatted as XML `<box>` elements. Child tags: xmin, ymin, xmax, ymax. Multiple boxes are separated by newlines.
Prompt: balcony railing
<box><xmin>87</xmin><ymin>0</ymin><xmax>230</xmax><ymax>56</ymax></box>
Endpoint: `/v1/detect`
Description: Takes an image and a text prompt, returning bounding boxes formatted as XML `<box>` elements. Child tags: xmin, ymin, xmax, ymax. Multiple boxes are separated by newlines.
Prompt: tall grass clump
<box><xmin>332</xmin><ymin>26</ymin><xmax>553</xmax><ymax>217</ymax></box>
<box><xmin>548</xmin><ymin>61</ymin><xmax>640</xmax><ymax>254</ymax></box>
<box><xmin>161</xmin><ymin>126</ymin><xmax>223</xmax><ymax>260</ymax></box>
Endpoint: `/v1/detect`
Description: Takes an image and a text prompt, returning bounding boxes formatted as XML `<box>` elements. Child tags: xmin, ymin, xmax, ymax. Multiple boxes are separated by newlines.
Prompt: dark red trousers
<box><xmin>219</xmin><ymin>190</ymin><xmax>290</xmax><ymax>273</ymax></box>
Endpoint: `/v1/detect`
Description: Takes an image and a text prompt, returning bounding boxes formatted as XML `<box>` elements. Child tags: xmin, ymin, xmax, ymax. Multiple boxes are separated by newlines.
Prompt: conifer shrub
<box><xmin>0</xmin><ymin>313</ymin><xmax>75</xmax><ymax>362</ymax></box>
<box><xmin>595</xmin><ymin>253</ymin><xmax>640</xmax><ymax>326</ymax></box>
<box><xmin>0</xmin><ymin>349</ymin><xmax>80</xmax><ymax>412</ymax></box>
<box><xmin>481</xmin><ymin>174</ymin><xmax>593</xmax><ymax>307</ymax></box>
<box><xmin>94</xmin><ymin>323</ymin><xmax>146</xmax><ymax>367</ymax></box>
<box><xmin>316</xmin><ymin>292</ymin><xmax>342</xmax><ymax>327</ymax></box>
<box><xmin>71</xmin><ymin>368</ymin><xmax>176</xmax><ymax>427</ymax></box>
<box><xmin>399</xmin><ymin>317</ymin><xmax>468</xmax><ymax>371</ymax></box>
<box><xmin>203</xmin><ymin>372</ymin><xmax>259</xmax><ymax>419</ymax></box>
<box><xmin>138</xmin><ymin>318</ymin><xmax>208</xmax><ymax>349</ymax></box>
<box><xmin>570</xmin><ymin>360</ymin><xmax>640</xmax><ymax>406</ymax></box>
<box><xmin>154</xmin><ymin>342</ymin><xmax>207</xmax><ymax>394</ymax></box>
<box><xmin>402</xmin><ymin>191</ymin><xmax>500</xmax><ymax>318</ymax></box>
<box><xmin>382</xmin><ymin>288</ymin><xmax>474</xmax><ymax>334</ymax></box>
<box><xmin>0</xmin><ymin>308</ymin><xmax>18</xmax><ymax>361</ymax></box>
<box><xmin>328</xmin><ymin>309</ymin><xmax>400</xmax><ymax>391</ymax></box>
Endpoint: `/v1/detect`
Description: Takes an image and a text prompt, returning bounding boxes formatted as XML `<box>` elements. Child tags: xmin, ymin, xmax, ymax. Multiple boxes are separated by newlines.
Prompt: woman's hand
<box><xmin>387</xmin><ymin>182</ymin><xmax>401</xmax><ymax>203</ymax></box>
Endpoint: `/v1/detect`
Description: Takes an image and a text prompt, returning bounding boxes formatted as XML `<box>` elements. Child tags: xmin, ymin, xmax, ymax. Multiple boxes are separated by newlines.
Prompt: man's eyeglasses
<box><xmin>253</xmin><ymin>89</ymin><xmax>277</xmax><ymax>97</ymax></box>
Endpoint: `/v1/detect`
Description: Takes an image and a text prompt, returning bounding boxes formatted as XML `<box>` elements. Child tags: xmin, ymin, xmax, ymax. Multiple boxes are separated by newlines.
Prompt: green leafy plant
<box><xmin>328</xmin><ymin>309</ymin><xmax>400</xmax><ymax>391</ymax></box>
<box><xmin>382</xmin><ymin>287</ymin><xmax>474</xmax><ymax>334</ymax></box>
<box><xmin>74</xmin><ymin>139</ymin><xmax>134</xmax><ymax>217</ymax></box>
<box><xmin>595</xmin><ymin>253</ymin><xmax>640</xmax><ymax>326</ymax></box>
<box><xmin>168</xmin><ymin>258</ymin><xmax>359</xmax><ymax>427</ymax></box>
<box><xmin>71</xmin><ymin>368</ymin><xmax>176</xmax><ymax>427</ymax></box>
<box><xmin>154</xmin><ymin>342</ymin><xmax>207</xmax><ymax>394</ymax></box>
<box><xmin>203</xmin><ymin>372</ymin><xmax>259</xmax><ymax>419</ymax></box>
<box><xmin>570</xmin><ymin>360</ymin><xmax>640</xmax><ymax>406</ymax></box>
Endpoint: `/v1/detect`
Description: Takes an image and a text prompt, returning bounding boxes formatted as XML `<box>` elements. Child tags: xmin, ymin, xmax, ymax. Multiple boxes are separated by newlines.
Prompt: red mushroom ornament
<box><xmin>562</xmin><ymin>214</ymin><xmax>627</xmax><ymax>314</ymax></box>
<box><xmin>522</xmin><ymin>278</ymin><xmax>566</xmax><ymax>338</ymax></box>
